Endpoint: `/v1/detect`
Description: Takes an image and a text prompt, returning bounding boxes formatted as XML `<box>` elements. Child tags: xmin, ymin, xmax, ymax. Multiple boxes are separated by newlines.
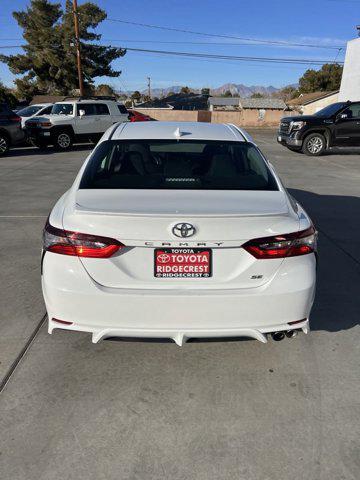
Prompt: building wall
<box><xmin>136</xmin><ymin>108</ymin><xmax>290</xmax><ymax>126</ymax></box>
<box><xmin>302</xmin><ymin>92</ymin><xmax>339</xmax><ymax>115</ymax></box>
<box><xmin>135</xmin><ymin>109</ymin><xmax>198</xmax><ymax>122</ymax></box>
<box><xmin>339</xmin><ymin>38</ymin><xmax>360</xmax><ymax>102</ymax></box>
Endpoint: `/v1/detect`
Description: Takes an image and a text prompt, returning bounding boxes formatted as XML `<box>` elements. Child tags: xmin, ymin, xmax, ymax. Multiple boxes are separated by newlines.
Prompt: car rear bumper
<box><xmin>5</xmin><ymin>125</ymin><xmax>25</xmax><ymax>145</ymax></box>
<box><xmin>42</xmin><ymin>252</ymin><xmax>316</xmax><ymax>345</ymax></box>
<box><xmin>25</xmin><ymin>127</ymin><xmax>51</xmax><ymax>141</ymax></box>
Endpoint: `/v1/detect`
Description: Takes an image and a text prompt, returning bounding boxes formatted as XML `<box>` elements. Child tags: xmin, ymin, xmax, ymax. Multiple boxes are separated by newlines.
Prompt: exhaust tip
<box><xmin>286</xmin><ymin>330</ymin><xmax>298</xmax><ymax>338</ymax></box>
<box><xmin>271</xmin><ymin>331</ymin><xmax>285</xmax><ymax>341</ymax></box>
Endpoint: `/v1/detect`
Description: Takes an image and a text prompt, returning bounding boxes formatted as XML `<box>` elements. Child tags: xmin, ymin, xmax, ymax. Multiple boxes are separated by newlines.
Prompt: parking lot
<box><xmin>0</xmin><ymin>129</ymin><xmax>359</xmax><ymax>480</ymax></box>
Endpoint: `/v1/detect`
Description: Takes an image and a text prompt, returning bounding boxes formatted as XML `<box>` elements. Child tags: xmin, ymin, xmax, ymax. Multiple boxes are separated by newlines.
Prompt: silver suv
<box><xmin>25</xmin><ymin>97</ymin><xmax>129</xmax><ymax>150</ymax></box>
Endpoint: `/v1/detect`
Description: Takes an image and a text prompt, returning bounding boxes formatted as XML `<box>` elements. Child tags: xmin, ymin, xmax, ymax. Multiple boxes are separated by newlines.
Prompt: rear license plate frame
<box><xmin>154</xmin><ymin>248</ymin><xmax>212</xmax><ymax>278</ymax></box>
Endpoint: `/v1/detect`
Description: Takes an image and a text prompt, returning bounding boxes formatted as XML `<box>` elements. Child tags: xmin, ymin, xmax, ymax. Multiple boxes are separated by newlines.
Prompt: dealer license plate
<box><xmin>154</xmin><ymin>248</ymin><xmax>212</xmax><ymax>278</ymax></box>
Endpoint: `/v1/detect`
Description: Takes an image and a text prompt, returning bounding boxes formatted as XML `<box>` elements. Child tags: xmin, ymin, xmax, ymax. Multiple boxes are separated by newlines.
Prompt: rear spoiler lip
<box><xmin>74</xmin><ymin>202</ymin><xmax>290</xmax><ymax>218</ymax></box>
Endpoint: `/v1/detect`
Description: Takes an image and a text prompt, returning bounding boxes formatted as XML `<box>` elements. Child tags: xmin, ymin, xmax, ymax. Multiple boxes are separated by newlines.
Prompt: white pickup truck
<box><xmin>24</xmin><ymin>97</ymin><xmax>129</xmax><ymax>150</ymax></box>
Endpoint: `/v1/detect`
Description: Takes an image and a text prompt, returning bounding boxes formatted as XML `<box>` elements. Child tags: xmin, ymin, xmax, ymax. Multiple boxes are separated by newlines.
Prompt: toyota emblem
<box><xmin>172</xmin><ymin>223</ymin><xmax>196</xmax><ymax>238</ymax></box>
<box><xmin>157</xmin><ymin>253</ymin><xmax>171</xmax><ymax>263</ymax></box>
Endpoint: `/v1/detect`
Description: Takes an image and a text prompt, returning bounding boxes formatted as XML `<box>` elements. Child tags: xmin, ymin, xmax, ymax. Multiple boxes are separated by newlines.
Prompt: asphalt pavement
<box><xmin>0</xmin><ymin>132</ymin><xmax>359</xmax><ymax>480</ymax></box>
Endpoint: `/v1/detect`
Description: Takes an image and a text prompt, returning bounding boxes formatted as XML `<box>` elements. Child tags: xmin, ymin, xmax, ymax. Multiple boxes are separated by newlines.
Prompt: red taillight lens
<box><xmin>243</xmin><ymin>226</ymin><xmax>317</xmax><ymax>259</ymax></box>
<box><xmin>43</xmin><ymin>221</ymin><xmax>124</xmax><ymax>258</ymax></box>
<box><xmin>9</xmin><ymin>114</ymin><xmax>21</xmax><ymax>122</ymax></box>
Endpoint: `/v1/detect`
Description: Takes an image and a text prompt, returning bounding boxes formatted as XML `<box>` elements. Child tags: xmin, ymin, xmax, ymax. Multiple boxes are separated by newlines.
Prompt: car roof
<box><xmin>54</xmin><ymin>99</ymin><xmax>115</xmax><ymax>105</ymax></box>
<box><xmin>110</xmin><ymin>121</ymin><xmax>249</xmax><ymax>142</ymax></box>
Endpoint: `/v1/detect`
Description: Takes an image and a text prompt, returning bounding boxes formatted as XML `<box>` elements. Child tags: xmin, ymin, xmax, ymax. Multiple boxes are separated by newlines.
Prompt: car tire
<box><xmin>53</xmin><ymin>130</ymin><xmax>73</xmax><ymax>150</ymax></box>
<box><xmin>0</xmin><ymin>133</ymin><xmax>10</xmax><ymax>156</ymax></box>
<box><xmin>302</xmin><ymin>133</ymin><xmax>326</xmax><ymax>156</ymax></box>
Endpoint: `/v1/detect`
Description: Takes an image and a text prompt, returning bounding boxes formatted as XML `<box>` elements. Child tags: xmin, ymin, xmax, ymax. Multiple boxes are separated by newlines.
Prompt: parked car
<box><xmin>128</xmin><ymin>110</ymin><xmax>153</xmax><ymax>122</ymax></box>
<box><xmin>278</xmin><ymin>101</ymin><xmax>360</xmax><ymax>156</ymax></box>
<box><xmin>0</xmin><ymin>103</ymin><xmax>25</xmax><ymax>156</ymax></box>
<box><xmin>17</xmin><ymin>103</ymin><xmax>53</xmax><ymax>128</ymax></box>
<box><xmin>25</xmin><ymin>96</ymin><xmax>129</xmax><ymax>150</ymax></box>
<box><xmin>42</xmin><ymin>121</ymin><xmax>317</xmax><ymax>345</ymax></box>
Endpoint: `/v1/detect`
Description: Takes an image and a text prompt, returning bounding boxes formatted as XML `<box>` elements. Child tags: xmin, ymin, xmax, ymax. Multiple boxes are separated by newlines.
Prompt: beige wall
<box><xmin>136</xmin><ymin>108</ymin><xmax>290</xmax><ymax>126</ymax></box>
<box><xmin>302</xmin><ymin>92</ymin><xmax>339</xmax><ymax>115</ymax></box>
<box><xmin>135</xmin><ymin>109</ymin><xmax>198</xmax><ymax>122</ymax></box>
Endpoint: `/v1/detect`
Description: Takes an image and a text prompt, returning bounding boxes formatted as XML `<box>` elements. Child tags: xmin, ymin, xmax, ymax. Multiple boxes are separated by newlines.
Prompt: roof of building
<box><xmin>239</xmin><ymin>98</ymin><xmax>287</xmax><ymax>109</ymax></box>
<box><xmin>138</xmin><ymin>93</ymin><xmax>209</xmax><ymax>110</ymax></box>
<box><xmin>208</xmin><ymin>97</ymin><xmax>240</xmax><ymax>106</ymax></box>
<box><xmin>287</xmin><ymin>90</ymin><xmax>339</xmax><ymax>106</ymax></box>
<box><xmin>110</xmin><ymin>121</ymin><xmax>248</xmax><ymax>142</ymax></box>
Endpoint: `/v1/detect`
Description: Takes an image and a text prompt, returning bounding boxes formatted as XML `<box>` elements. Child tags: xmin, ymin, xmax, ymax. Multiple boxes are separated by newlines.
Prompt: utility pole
<box><xmin>73</xmin><ymin>0</ymin><xmax>84</xmax><ymax>96</ymax></box>
<box><xmin>147</xmin><ymin>76</ymin><xmax>151</xmax><ymax>99</ymax></box>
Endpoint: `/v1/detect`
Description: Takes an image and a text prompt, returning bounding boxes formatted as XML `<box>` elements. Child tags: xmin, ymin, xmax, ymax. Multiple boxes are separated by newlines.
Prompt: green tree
<box><xmin>131</xmin><ymin>90</ymin><xmax>142</xmax><ymax>102</ymax></box>
<box><xmin>0</xmin><ymin>82</ymin><xmax>18</xmax><ymax>107</ymax></box>
<box><xmin>272</xmin><ymin>86</ymin><xmax>299</xmax><ymax>101</ymax></box>
<box><xmin>251</xmin><ymin>92</ymin><xmax>264</xmax><ymax>98</ymax></box>
<box><xmin>0</xmin><ymin>0</ymin><xmax>126</xmax><ymax>99</ymax></box>
<box><xmin>180</xmin><ymin>86</ymin><xmax>191</xmax><ymax>94</ymax></box>
<box><xmin>299</xmin><ymin>64</ymin><xmax>343</xmax><ymax>93</ymax></box>
<box><xmin>222</xmin><ymin>90</ymin><xmax>232</xmax><ymax>97</ymax></box>
<box><xmin>201</xmin><ymin>87</ymin><xmax>210</xmax><ymax>96</ymax></box>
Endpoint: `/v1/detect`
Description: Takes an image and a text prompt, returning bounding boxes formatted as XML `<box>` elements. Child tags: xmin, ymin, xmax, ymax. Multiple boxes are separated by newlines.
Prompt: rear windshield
<box><xmin>80</xmin><ymin>140</ymin><xmax>278</xmax><ymax>191</ymax></box>
<box><xmin>17</xmin><ymin>105</ymin><xmax>42</xmax><ymax>117</ymax></box>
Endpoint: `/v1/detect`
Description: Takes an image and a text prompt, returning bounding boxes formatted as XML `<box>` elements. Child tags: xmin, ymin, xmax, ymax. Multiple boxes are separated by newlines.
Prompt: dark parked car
<box><xmin>278</xmin><ymin>101</ymin><xmax>360</xmax><ymax>156</ymax></box>
<box><xmin>0</xmin><ymin>103</ymin><xmax>25</xmax><ymax>156</ymax></box>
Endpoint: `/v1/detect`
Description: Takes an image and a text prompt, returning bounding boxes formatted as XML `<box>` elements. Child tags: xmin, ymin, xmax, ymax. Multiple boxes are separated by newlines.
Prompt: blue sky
<box><xmin>0</xmin><ymin>0</ymin><xmax>358</xmax><ymax>91</ymax></box>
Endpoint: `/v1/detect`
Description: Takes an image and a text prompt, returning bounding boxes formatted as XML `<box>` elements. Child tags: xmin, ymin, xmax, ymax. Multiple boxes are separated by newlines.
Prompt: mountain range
<box><xmin>140</xmin><ymin>83</ymin><xmax>282</xmax><ymax>97</ymax></box>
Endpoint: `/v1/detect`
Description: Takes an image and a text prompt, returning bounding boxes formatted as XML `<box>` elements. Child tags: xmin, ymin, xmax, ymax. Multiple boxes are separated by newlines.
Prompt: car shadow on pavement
<box><xmin>323</xmin><ymin>147</ymin><xmax>360</xmax><ymax>156</ymax></box>
<box><xmin>289</xmin><ymin>188</ymin><xmax>360</xmax><ymax>334</ymax></box>
<box><xmin>6</xmin><ymin>144</ymin><xmax>93</xmax><ymax>157</ymax></box>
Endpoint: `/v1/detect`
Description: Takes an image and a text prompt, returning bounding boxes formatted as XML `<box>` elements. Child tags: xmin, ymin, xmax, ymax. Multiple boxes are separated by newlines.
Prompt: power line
<box><xmin>106</xmin><ymin>18</ymin><xmax>346</xmax><ymax>50</ymax></box>
<box><xmin>121</xmin><ymin>47</ymin><xmax>344</xmax><ymax>66</ymax></box>
<box><xmin>0</xmin><ymin>37</ymin><xmax>347</xmax><ymax>53</ymax></box>
<box><xmin>0</xmin><ymin>44</ymin><xmax>344</xmax><ymax>65</ymax></box>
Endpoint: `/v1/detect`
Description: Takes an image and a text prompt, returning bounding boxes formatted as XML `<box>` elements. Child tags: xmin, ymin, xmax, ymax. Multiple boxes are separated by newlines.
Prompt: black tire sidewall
<box><xmin>302</xmin><ymin>133</ymin><xmax>326</xmax><ymax>156</ymax></box>
<box><xmin>0</xmin><ymin>134</ymin><xmax>10</xmax><ymax>156</ymax></box>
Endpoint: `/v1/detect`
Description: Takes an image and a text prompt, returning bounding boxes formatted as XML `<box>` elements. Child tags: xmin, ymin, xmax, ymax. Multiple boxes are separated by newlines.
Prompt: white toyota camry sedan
<box><xmin>42</xmin><ymin>121</ymin><xmax>317</xmax><ymax>345</ymax></box>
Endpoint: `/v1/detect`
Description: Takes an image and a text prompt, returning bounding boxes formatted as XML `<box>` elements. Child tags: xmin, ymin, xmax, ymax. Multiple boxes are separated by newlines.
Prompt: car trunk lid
<box><xmin>62</xmin><ymin>189</ymin><xmax>299</xmax><ymax>289</ymax></box>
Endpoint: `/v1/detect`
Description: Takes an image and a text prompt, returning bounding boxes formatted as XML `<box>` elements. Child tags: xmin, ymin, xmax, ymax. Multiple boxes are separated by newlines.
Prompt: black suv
<box><xmin>0</xmin><ymin>103</ymin><xmax>25</xmax><ymax>156</ymax></box>
<box><xmin>277</xmin><ymin>101</ymin><xmax>360</xmax><ymax>156</ymax></box>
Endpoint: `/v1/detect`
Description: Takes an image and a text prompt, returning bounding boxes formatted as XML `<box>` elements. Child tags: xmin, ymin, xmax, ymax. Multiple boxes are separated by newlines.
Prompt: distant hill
<box><xmin>210</xmin><ymin>83</ymin><xmax>279</xmax><ymax>97</ymax></box>
<box><xmin>140</xmin><ymin>83</ymin><xmax>283</xmax><ymax>98</ymax></box>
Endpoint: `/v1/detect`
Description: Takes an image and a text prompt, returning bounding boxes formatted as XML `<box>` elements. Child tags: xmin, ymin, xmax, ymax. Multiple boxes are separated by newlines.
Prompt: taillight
<box><xmin>43</xmin><ymin>221</ymin><xmax>124</xmax><ymax>258</ymax></box>
<box><xmin>243</xmin><ymin>226</ymin><xmax>317</xmax><ymax>259</ymax></box>
<box><xmin>9</xmin><ymin>114</ymin><xmax>21</xmax><ymax>122</ymax></box>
